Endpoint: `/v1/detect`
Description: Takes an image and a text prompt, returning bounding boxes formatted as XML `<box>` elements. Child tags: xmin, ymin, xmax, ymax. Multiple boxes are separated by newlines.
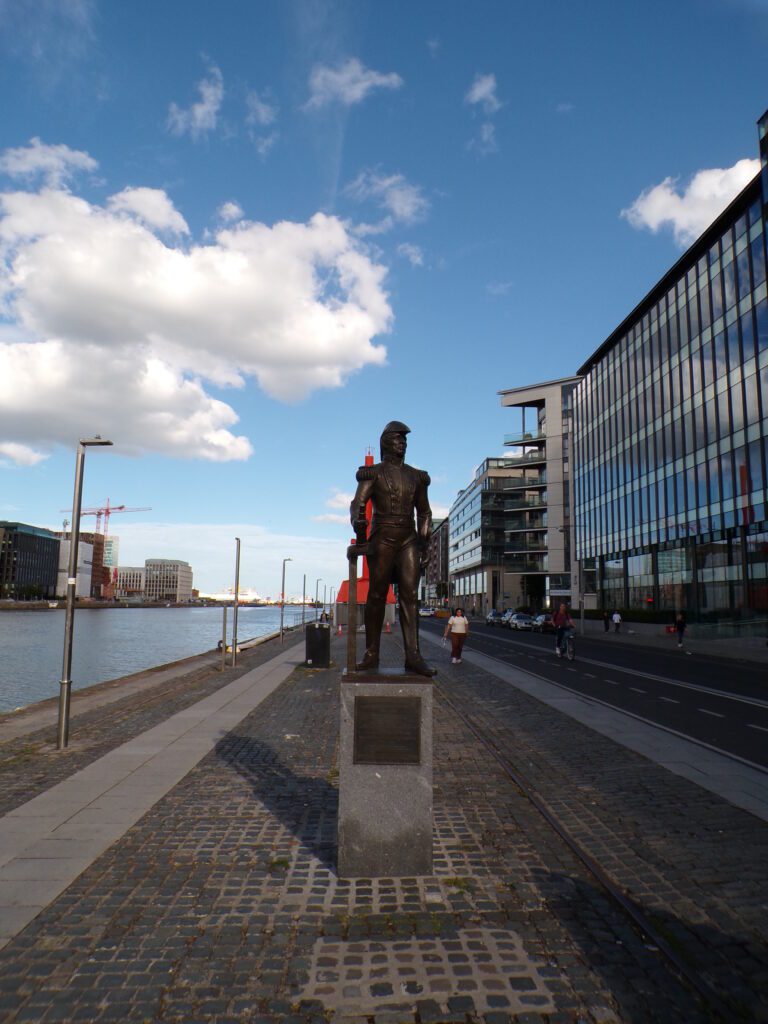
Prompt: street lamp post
<box><xmin>280</xmin><ymin>557</ymin><xmax>292</xmax><ymax>643</ymax></box>
<box><xmin>302</xmin><ymin>574</ymin><xmax>306</xmax><ymax>626</ymax></box>
<box><xmin>231</xmin><ymin>537</ymin><xmax>241</xmax><ymax>667</ymax></box>
<box><xmin>323</xmin><ymin>583</ymin><xmax>327</xmax><ymax>618</ymax></box>
<box><xmin>329</xmin><ymin>587</ymin><xmax>335</xmax><ymax>622</ymax></box>
<box><xmin>315</xmin><ymin>578</ymin><xmax>322</xmax><ymax>621</ymax></box>
<box><xmin>57</xmin><ymin>437</ymin><xmax>113</xmax><ymax>750</ymax></box>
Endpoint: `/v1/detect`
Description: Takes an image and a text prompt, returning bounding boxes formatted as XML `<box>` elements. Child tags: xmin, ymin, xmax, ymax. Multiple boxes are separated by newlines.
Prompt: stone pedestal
<box><xmin>338</xmin><ymin>669</ymin><xmax>433</xmax><ymax>878</ymax></box>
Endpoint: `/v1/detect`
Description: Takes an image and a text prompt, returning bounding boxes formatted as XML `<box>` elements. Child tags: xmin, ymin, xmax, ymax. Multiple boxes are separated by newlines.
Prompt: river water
<box><xmin>0</xmin><ymin>605</ymin><xmax>311</xmax><ymax>713</ymax></box>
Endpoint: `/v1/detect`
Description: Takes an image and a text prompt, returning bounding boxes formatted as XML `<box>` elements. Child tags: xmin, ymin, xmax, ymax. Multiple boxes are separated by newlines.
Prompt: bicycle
<box><xmin>556</xmin><ymin>628</ymin><xmax>575</xmax><ymax>661</ymax></box>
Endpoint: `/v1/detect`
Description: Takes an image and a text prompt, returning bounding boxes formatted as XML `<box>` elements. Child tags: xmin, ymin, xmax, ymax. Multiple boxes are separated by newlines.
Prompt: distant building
<box><xmin>103</xmin><ymin>536</ymin><xmax>119</xmax><ymax>570</ymax></box>
<box><xmin>79</xmin><ymin>532</ymin><xmax>109</xmax><ymax>599</ymax></box>
<box><xmin>116</xmin><ymin>566</ymin><xmax>145</xmax><ymax>600</ymax></box>
<box><xmin>423</xmin><ymin>517</ymin><xmax>449</xmax><ymax>607</ymax></box>
<box><xmin>144</xmin><ymin>559</ymin><xmax>193</xmax><ymax>603</ymax></box>
<box><xmin>56</xmin><ymin>535</ymin><xmax>93</xmax><ymax>598</ymax></box>
<box><xmin>0</xmin><ymin>522</ymin><xmax>59</xmax><ymax>599</ymax></box>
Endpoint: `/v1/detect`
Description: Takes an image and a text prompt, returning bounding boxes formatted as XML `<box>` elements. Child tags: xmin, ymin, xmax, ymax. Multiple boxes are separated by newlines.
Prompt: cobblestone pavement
<box><xmin>0</xmin><ymin>634</ymin><xmax>765</xmax><ymax>1022</ymax></box>
<box><xmin>0</xmin><ymin>632</ymin><xmax>306</xmax><ymax>818</ymax></box>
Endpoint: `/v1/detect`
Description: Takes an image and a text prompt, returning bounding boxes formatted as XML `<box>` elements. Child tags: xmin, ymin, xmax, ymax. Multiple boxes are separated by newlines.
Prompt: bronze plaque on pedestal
<box><xmin>353</xmin><ymin>696</ymin><xmax>421</xmax><ymax>765</ymax></box>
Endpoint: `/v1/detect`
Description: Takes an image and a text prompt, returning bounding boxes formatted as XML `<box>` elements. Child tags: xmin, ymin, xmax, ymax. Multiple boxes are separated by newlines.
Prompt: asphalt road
<box><xmin>422</xmin><ymin>619</ymin><xmax>768</xmax><ymax>771</ymax></box>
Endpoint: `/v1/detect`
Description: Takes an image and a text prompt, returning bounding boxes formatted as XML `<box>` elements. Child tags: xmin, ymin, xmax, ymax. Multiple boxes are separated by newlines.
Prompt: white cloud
<box><xmin>0</xmin><ymin>137</ymin><xmax>97</xmax><ymax>187</ymax></box>
<box><xmin>0</xmin><ymin>174</ymin><xmax>392</xmax><ymax>462</ymax></box>
<box><xmin>431</xmin><ymin>503</ymin><xmax>450</xmax><ymax>520</ymax></box>
<box><xmin>346</xmin><ymin>170</ymin><xmax>429</xmax><ymax>235</ymax></box>
<box><xmin>556</xmin><ymin>102</ymin><xmax>574</xmax><ymax>114</ymax></box>
<box><xmin>326</xmin><ymin>489</ymin><xmax>354</xmax><ymax>509</ymax></box>
<box><xmin>486</xmin><ymin>279</ymin><xmax>513</xmax><ymax>296</ymax></box>
<box><xmin>246</xmin><ymin>90</ymin><xmax>277</xmax><ymax>127</ymax></box>
<box><xmin>115</xmin><ymin>520</ymin><xmax>346</xmax><ymax>594</ymax></box>
<box><xmin>397</xmin><ymin>243</ymin><xmax>424</xmax><ymax>267</ymax></box>
<box><xmin>621</xmin><ymin>158</ymin><xmax>760</xmax><ymax>247</ymax></box>
<box><xmin>427</xmin><ymin>38</ymin><xmax>440</xmax><ymax>58</ymax></box>
<box><xmin>0</xmin><ymin>441</ymin><xmax>47</xmax><ymax>467</ymax></box>
<box><xmin>218</xmin><ymin>201</ymin><xmax>243</xmax><ymax>223</ymax></box>
<box><xmin>108</xmin><ymin>187</ymin><xmax>189</xmax><ymax>235</ymax></box>
<box><xmin>245</xmin><ymin>90</ymin><xmax>278</xmax><ymax>158</ymax></box>
<box><xmin>312</xmin><ymin>512</ymin><xmax>349</xmax><ymax>524</ymax></box>
<box><xmin>167</xmin><ymin>63</ymin><xmax>224</xmax><ymax>140</ymax></box>
<box><xmin>305</xmin><ymin>57</ymin><xmax>402</xmax><ymax>109</ymax></box>
<box><xmin>467</xmin><ymin>122</ymin><xmax>497</xmax><ymax>156</ymax></box>
<box><xmin>253</xmin><ymin>132</ymin><xmax>278</xmax><ymax>159</ymax></box>
<box><xmin>465</xmin><ymin>73</ymin><xmax>501</xmax><ymax>115</ymax></box>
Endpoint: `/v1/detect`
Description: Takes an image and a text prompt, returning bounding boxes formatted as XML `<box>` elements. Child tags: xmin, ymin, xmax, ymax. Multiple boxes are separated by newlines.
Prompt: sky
<box><xmin>1</xmin><ymin>0</ymin><xmax>766</xmax><ymax>596</ymax></box>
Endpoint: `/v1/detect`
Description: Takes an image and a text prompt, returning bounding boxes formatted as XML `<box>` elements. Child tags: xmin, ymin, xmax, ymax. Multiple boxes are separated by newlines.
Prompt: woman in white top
<box><xmin>444</xmin><ymin>607</ymin><xmax>469</xmax><ymax>664</ymax></box>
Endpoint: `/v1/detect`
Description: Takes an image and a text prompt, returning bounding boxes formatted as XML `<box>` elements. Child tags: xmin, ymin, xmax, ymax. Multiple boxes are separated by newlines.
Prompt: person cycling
<box><xmin>552</xmin><ymin>603</ymin><xmax>575</xmax><ymax>658</ymax></box>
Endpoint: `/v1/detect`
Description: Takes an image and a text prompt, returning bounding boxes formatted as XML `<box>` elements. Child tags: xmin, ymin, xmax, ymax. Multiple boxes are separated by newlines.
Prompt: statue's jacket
<box><xmin>350</xmin><ymin>461</ymin><xmax>432</xmax><ymax>544</ymax></box>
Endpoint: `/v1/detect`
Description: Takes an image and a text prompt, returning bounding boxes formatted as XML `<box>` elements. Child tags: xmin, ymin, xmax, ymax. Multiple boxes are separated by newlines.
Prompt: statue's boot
<box><xmin>356</xmin><ymin>648</ymin><xmax>380</xmax><ymax>671</ymax></box>
<box><xmin>404</xmin><ymin>651</ymin><xmax>437</xmax><ymax>677</ymax></box>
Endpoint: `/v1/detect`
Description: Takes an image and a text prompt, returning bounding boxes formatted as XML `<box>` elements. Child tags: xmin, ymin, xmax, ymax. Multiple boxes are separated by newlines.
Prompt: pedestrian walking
<box><xmin>612</xmin><ymin>609</ymin><xmax>622</xmax><ymax>633</ymax></box>
<box><xmin>675</xmin><ymin>612</ymin><xmax>686</xmax><ymax>648</ymax></box>
<box><xmin>444</xmin><ymin>607</ymin><xmax>470</xmax><ymax>664</ymax></box>
<box><xmin>602</xmin><ymin>610</ymin><xmax>610</xmax><ymax>633</ymax></box>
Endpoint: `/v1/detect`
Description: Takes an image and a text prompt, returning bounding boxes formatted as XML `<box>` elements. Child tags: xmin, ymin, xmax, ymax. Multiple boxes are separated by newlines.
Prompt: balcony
<box><xmin>504</xmin><ymin>495</ymin><xmax>548</xmax><ymax>511</ymax></box>
<box><xmin>504</xmin><ymin>474</ymin><xmax>547</xmax><ymax>490</ymax></box>
<box><xmin>502</xmin><ymin>448</ymin><xmax>547</xmax><ymax>468</ymax></box>
<box><xmin>506</xmin><ymin>555</ymin><xmax>548</xmax><ymax>573</ymax></box>
<box><xmin>506</xmin><ymin>516</ymin><xmax>547</xmax><ymax>532</ymax></box>
<box><xmin>504</xmin><ymin>429</ymin><xmax>546</xmax><ymax>446</ymax></box>
<box><xmin>505</xmin><ymin>536</ymin><xmax>548</xmax><ymax>552</ymax></box>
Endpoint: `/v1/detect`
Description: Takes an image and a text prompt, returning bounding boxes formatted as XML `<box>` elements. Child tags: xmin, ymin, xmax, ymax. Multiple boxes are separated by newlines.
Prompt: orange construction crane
<box><xmin>59</xmin><ymin>498</ymin><xmax>152</xmax><ymax>534</ymax></box>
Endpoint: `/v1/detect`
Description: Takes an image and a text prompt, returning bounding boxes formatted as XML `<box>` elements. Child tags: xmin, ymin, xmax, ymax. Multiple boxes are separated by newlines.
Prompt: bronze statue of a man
<box><xmin>350</xmin><ymin>421</ymin><xmax>436</xmax><ymax>677</ymax></box>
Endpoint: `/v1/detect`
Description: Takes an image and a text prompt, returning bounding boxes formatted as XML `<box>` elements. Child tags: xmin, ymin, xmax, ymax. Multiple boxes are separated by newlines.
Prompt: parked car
<box><xmin>418</xmin><ymin>606</ymin><xmax>436</xmax><ymax>617</ymax></box>
<box><xmin>532</xmin><ymin>613</ymin><xmax>554</xmax><ymax>633</ymax></box>
<box><xmin>485</xmin><ymin>610</ymin><xmax>505</xmax><ymax>626</ymax></box>
<box><xmin>506</xmin><ymin>612</ymin><xmax>534</xmax><ymax>630</ymax></box>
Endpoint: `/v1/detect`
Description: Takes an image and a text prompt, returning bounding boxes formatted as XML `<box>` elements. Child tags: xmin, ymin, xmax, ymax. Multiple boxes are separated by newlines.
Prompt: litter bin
<box><xmin>305</xmin><ymin>622</ymin><xmax>331</xmax><ymax>667</ymax></box>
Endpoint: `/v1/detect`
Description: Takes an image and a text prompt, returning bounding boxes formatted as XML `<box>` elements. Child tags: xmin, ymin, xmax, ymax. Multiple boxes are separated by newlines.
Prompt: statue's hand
<box><xmin>419</xmin><ymin>548</ymin><xmax>430</xmax><ymax>569</ymax></box>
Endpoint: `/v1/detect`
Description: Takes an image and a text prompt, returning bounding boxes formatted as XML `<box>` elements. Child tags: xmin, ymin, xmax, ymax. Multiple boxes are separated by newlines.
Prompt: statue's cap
<box><xmin>381</xmin><ymin>420</ymin><xmax>411</xmax><ymax>436</ymax></box>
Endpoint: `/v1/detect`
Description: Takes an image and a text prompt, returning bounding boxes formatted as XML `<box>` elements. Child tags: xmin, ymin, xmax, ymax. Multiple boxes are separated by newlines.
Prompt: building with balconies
<box><xmin>499</xmin><ymin>376</ymin><xmax>592</xmax><ymax>612</ymax></box>
<box><xmin>448</xmin><ymin>458</ymin><xmax>522</xmax><ymax>614</ymax></box>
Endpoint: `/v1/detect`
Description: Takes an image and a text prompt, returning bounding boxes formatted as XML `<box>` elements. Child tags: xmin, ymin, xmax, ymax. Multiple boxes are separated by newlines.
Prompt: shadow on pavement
<box><xmin>535</xmin><ymin>868</ymin><xmax>767</xmax><ymax>1024</ymax></box>
<box><xmin>215</xmin><ymin>732</ymin><xmax>339</xmax><ymax>872</ymax></box>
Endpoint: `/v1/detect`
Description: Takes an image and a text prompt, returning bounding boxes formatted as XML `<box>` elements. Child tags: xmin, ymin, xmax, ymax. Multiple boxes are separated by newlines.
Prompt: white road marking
<box><xmin>606</xmin><ymin>680</ymin><xmax>620</xmax><ymax>685</ymax></box>
<box><xmin>698</xmin><ymin>708</ymin><xmax>724</xmax><ymax>718</ymax></box>
<box><xmin>630</xmin><ymin>687</ymin><xmax>646</xmax><ymax>694</ymax></box>
<box><xmin>747</xmin><ymin>723</ymin><xmax>768</xmax><ymax>733</ymax></box>
<box><xmin>659</xmin><ymin>696</ymin><xmax>680</xmax><ymax>704</ymax></box>
<box><xmin>464</xmin><ymin>629</ymin><xmax>768</xmax><ymax>709</ymax></box>
<box><xmin>583</xmin><ymin>673</ymin><xmax>596</xmax><ymax>679</ymax></box>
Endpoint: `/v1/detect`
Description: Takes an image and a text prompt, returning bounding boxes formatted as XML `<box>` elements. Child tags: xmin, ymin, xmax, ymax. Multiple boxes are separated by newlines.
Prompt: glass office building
<box><xmin>573</xmin><ymin>110</ymin><xmax>768</xmax><ymax>622</ymax></box>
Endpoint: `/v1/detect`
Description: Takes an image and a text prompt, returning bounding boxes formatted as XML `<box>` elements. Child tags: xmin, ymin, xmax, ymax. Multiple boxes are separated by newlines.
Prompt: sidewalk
<box><xmin>0</xmin><ymin>631</ymin><xmax>766</xmax><ymax>1023</ymax></box>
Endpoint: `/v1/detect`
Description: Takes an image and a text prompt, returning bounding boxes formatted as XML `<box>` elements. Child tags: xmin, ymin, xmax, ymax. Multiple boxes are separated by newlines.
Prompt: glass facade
<box><xmin>573</xmin><ymin>115</ymin><xmax>768</xmax><ymax>621</ymax></box>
